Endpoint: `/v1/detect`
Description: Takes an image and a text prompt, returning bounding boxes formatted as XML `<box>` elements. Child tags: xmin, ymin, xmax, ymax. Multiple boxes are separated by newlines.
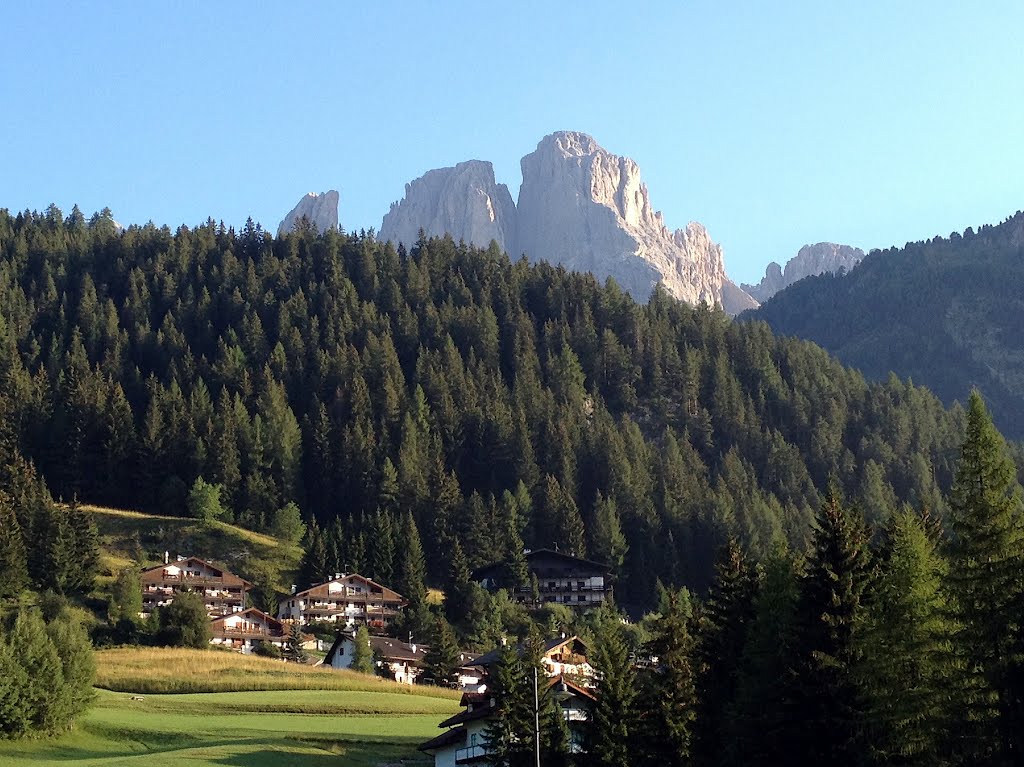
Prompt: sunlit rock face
<box><xmin>517</xmin><ymin>131</ymin><xmax>754</xmax><ymax>310</ymax></box>
<box><xmin>379</xmin><ymin>160</ymin><xmax>516</xmax><ymax>253</ymax></box>
<box><xmin>278</xmin><ymin>191</ymin><xmax>340</xmax><ymax>236</ymax></box>
<box><xmin>743</xmin><ymin>242</ymin><xmax>865</xmax><ymax>302</ymax></box>
<box><xmin>376</xmin><ymin>131</ymin><xmax>757</xmax><ymax>313</ymax></box>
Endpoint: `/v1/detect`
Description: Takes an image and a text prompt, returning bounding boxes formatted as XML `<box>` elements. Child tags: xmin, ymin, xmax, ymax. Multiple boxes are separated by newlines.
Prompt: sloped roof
<box><xmin>323</xmin><ymin>632</ymin><xmax>430</xmax><ymax>666</ymax></box>
<box><xmin>438</xmin><ymin>699</ymin><xmax>494</xmax><ymax>728</ymax></box>
<box><xmin>209</xmin><ymin>607</ymin><xmax>284</xmax><ymax>633</ymax></box>
<box><xmin>549</xmin><ymin>673</ymin><xmax>597</xmax><ymax>702</ymax></box>
<box><xmin>289</xmin><ymin>573</ymin><xmax>404</xmax><ymax>603</ymax></box>
<box><xmin>140</xmin><ymin>556</ymin><xmax>253</xmax><ymax>588</ymax></box>
<box><xmin>469</xmin><ymin>635</ymin><xmax>589</xmax><ymax>668</ymax></box>
<box><xmin>418</xmin><ymin>725</ymin><xmax>467</xmax><ymax>752</ymax></box>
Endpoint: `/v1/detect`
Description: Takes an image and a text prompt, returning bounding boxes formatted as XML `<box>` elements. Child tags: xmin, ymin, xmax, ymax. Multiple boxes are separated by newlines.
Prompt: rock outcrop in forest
<box><xmin>743</xmin><ymin>242</ymin><xmax>864</xmax><ymax>302</ymax></box>
<box><xmin>375</xmin><ymin>131</ymin><xmax>757</xmax><ymax>313</ymax></box>
<box><xmin>277</xmin><ymin>190</ymin><xmax>340</xmax><ymax>236</ymax></box>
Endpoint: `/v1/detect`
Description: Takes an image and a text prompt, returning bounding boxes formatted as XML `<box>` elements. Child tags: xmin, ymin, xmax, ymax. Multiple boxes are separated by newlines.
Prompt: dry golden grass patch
<box><xmin>94</xmin><ymin>647</ymin><xmax>462</xmax><ymax>698</ymax></box>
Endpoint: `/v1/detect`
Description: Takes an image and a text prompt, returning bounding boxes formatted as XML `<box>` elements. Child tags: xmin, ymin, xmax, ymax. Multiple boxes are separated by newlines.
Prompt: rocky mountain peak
<box><xmin>518</xmin><ymin>132</ymin><xmax>755</xmax><ymax>311</ymax></box>
<box><xmin>277</xmin><ymin>191</ymin><xmax>339</xmax><ymax>236</ymax></box>
<box><xmin>369</xmin><ymin>131</ymin><xmax>757</xmax><ymax>313</ymax></box>
<box><xmin>378</xmin><ymin>160</ymin><xmax>515</xmax><ymax>253</ymax></box>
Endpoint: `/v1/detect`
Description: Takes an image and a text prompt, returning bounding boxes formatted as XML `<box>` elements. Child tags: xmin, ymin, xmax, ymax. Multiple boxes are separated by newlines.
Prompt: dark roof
<box><xmin>549</xmin><ymin>674</ymin><xmax>597</xmax><ymax>702</ymax></box>
<box><xmin>323</xmin><ymin>633</ymin><xmax>431</xmax><ymax>666</ymax></box>
<box><xmin>460</xmin><ymin>691</ymin><xmax>489</xmax><ymax>706</ymax></box>
<box><xmin>469</xmin><ymin>635</ymin><xmax>589</xmax><ymax>668</ymax></box>
<box><xmin>472</xmin><ymin>548</ymin><xmax>610</xmax><ymax>580</ymax></box>
<box><xmin>419</xmin><ymin>725</ymin><xmax>467</xmax><ymax>752</ymax></box>
<box><xmin>438</xmin><ymin>700</ymin><xmax>494</xmax><ymax>728</ymax></box>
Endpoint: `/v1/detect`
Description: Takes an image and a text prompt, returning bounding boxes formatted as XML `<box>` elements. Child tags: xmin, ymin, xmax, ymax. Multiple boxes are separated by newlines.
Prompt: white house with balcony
<box><xmin>278</xmin><ymin>573</ymin><xmax>405</xmax><ymax>631</ymax></box>
<box><xmin>140</xmin><ymin>555</ymin><xmax>251</xmax><ymax>618</ymax></box>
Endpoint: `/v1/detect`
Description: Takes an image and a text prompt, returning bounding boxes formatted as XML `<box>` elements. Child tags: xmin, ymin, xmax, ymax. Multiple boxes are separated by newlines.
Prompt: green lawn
<box><xmin>0</xmin><ymin>688</ymin><xmax>458</xmax><ymax>766</ymax></box>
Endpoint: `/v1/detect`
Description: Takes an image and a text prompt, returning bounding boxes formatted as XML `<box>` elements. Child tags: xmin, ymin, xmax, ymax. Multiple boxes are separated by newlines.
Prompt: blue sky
<box><xmin>2</xmin><ymin>1</ymin><xmax>1022</xmax><ymax>283</ymax></box>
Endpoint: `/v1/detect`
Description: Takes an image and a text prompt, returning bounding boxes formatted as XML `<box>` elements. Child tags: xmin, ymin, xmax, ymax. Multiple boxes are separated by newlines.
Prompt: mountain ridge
<box><xmin>746</xmin><ymin>210</ymin><xmax>1024</xmax><ymax>437</ymax></box>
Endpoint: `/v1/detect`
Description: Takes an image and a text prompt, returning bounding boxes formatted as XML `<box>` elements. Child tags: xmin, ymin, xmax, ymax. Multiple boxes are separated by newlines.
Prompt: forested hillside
<box><xmin>747</xmin><ymin>210</ymin><xmax>1024</xmax><ymax>438</ymax></box>
<box><xmin>0</xmin><ymin>206</ymin><xmax>967</xmax><ymax>604</ymax></box>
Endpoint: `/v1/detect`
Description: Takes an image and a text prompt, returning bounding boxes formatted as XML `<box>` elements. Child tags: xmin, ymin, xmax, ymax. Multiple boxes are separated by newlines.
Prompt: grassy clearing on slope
<box><xmin>95</xmin><ymin>647</ymin><xmax>462</xmax><ymax>699</ymax></box>
<box><xmin>86</xmin><ymin>504</ymin><xmax>302</xmax><ymax>596</ymax></box>
<box><xmin>0</xmin><ymin>689</ymin><xmax>448</xmax><ymax>767</ymax></box>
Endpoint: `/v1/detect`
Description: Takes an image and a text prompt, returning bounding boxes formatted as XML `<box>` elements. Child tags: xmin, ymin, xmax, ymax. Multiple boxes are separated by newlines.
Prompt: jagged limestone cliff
<box><xmin>517</xmin><ymin>132</ymin><xmax>755</xmax><ymax>311</ymax></box>
<box><xmin>277</xmin><ymin>191</ymin><xmax>340</xmax><ymax>236</ymax></box>
<box><xmin>378</xmin><ymin>160</ymin><xmax>516</xmax><ymax>253</ymax></box>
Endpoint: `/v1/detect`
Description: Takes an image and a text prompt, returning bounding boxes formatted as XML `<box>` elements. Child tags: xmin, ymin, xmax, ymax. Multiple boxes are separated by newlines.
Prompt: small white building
<box><xmin>323</xmin><ymin>632</ymin><xmax>428</xmax><ymax>684</ymax></box>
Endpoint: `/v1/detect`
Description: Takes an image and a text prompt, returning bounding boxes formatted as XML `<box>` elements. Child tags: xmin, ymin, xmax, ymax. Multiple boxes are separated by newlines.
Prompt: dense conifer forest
<box><xmin>0</xmin><ymin>205</ymin><xmax>968</xmax><ymax>605</ymax></box>
<box><xmin>4</xmin><ymin>206</ymin><xmax>1024</xmax><ymax>763</ymax></box>
<box><xmin>748</xmin><ymin>210</ymin><xmax>1024</xmax><ymax>438</ymax></box>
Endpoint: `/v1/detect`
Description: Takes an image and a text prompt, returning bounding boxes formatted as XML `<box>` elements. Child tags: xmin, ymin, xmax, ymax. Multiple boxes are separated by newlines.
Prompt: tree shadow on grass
<box><xmin>211</xmin><ymin>737</ymin><xmax>432</xmax><ymax>767</ymax></box>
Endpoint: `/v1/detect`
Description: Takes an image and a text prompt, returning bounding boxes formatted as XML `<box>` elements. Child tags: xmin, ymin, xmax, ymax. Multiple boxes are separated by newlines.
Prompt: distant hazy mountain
<box><xmin>746</xmin><ymin>211</ymin><xmax>1024</xmax><ymax>437</ymax></box>
<box><xmin>376</xmin><ymin>131</ymin><xmax>757</xmax><ymax>314</ymax></box>
<box><xmin>742</xmin><ymin>242</ymin><xmax>865</xmax><ymax>303</ymax></box>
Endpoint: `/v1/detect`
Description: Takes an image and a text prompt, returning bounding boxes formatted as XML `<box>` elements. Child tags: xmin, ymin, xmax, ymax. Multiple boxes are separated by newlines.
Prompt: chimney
<box><xmin>334</xmin><ymin>572</ymin><xmax>342</xmax><ymax>580</ymax></box>
<box><xmin>290</xmin><ymin>584</ymin><xmax>297</xmax><ymax>595</ymax></box>
<box><xmin>164</xmin><ymin>551</ymin><xmax>169</xmax><ymax>565</ymax></box>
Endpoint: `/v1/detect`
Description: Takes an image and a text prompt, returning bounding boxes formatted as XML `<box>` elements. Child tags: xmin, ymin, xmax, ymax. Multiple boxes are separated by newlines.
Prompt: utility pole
<box><xmin>534</xmin><ymin>665</ymin><xmax>541</xmax><ymax>767</ymax></box>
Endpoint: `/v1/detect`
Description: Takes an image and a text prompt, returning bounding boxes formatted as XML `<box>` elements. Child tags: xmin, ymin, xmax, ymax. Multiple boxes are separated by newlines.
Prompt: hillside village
<box><xmin>131</xmin><ymin>546</ymin><xmax>609</xmax><ymax>763</ymax></box>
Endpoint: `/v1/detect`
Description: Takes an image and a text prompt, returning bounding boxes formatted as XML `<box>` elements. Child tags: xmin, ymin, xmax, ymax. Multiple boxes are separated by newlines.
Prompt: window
<box><xmin>577</xmin><ymin>595</ymin><xmax>586</xmax><ymax>602</ymax></box>
<box><xmin>577</xmin><ymin>581</ymin><xmax>585</xmax><ymax>588</ymax></box>
<box><xmin>548</xmin><ymin>581</ymin><xmax>556</xmax><ymax>589</ymax></box>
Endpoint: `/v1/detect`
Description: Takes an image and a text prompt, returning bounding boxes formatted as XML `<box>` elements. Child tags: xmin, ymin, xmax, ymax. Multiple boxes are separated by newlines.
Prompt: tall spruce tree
<box><xmin>729</xmin><ymin>545</ymin><xmax>801</xmax><ymax>766</ymax></box>
<box><xmin>483</xmin><ymin>641</ymin><xmax>536</xmax><ymax>767</ymax></box>
<box><xmin>297</xmin><ymin>518</ymin><xmax>329</xmax><ymax>590</ymax></box>
<box><xmin>0</xmin><ymin>492</ymin><xmax>27</xmax><ymax>599</ymax></box>
<box><xmin>423</xmin><ymin>615</ymin><xmax>462</xmax><ymax>687</ymax></box>
<box><xmin>861</xmin><ymin>510</ymin><xmax>953</xmax><ymax>766</ymax></box>
<box><xmin>789</xmin><ymin>489</ymin><xmax>875</xmax><ymax>767</ymax></box>
<box><xmin>396</xmin><ymin>510</ymin><xmax>427</xmax><ymax>606</ymax></box>
<box><xmin>694</xmin><ymin>538</ymin><xmax>756</xmax><ymax>767</ymax></box>
<box><xmin>639</xmin><ymin>589</ymin><xmax>698</xmax><ymax>767</ymax></box>
<box><xmin>586</xmin><ymin>598</ymin><xmax>639</xmax><ymax>767</ymax></box>
<box><xmin>946</xmin><ymin>391</ymin><xmax>1024</xmax><ymax>764</ymax></box>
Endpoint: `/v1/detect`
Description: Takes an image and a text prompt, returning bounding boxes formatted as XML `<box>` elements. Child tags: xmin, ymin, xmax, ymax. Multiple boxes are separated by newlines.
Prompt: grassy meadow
<box><xmin>0</xmin><ymin>648</ymin><xmax>461</xmax><ymax>767</ymax></box>
<box><xmin>95</xmin><ymin>647</ymin><xmax>462</xmax><ymax>698</ymax></box>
